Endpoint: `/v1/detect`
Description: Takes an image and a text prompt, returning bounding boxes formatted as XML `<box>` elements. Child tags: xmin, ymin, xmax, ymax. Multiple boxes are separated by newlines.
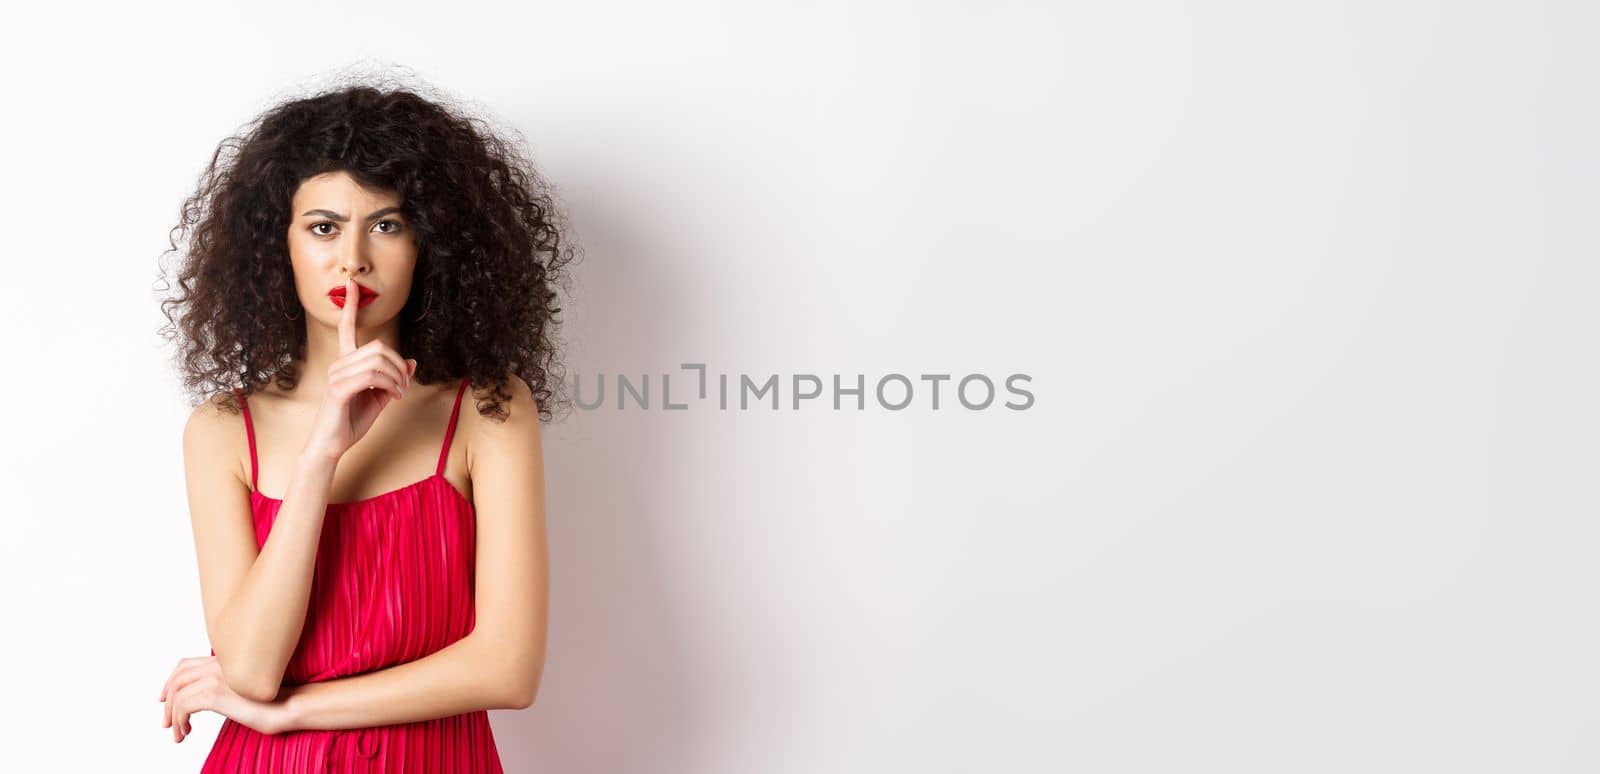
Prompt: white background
<box><xmin>1</xmin><ymin>1</ymin><xmax>1595</xmax><ymax>772</ymax></box>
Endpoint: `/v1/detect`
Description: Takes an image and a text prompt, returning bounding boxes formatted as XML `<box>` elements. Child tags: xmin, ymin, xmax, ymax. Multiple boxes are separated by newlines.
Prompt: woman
<box><xmin>154</xmin><ymin>81</ymin><xmax>573</xmax><ymax>772</ymax></box>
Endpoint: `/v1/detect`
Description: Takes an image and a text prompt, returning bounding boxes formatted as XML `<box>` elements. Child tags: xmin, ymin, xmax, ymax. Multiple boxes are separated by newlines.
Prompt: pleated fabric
<box><xmin>201</xmin><ymin>378</ymin><xmax>504</xmax><ymax>773</ymax></box>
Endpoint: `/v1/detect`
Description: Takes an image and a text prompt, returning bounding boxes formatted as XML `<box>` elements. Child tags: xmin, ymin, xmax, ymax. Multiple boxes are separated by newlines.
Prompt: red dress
<box><xmin>201</xmin><ymin>377</ymin><xmax>504</xmax><ymax>773</ymax></box>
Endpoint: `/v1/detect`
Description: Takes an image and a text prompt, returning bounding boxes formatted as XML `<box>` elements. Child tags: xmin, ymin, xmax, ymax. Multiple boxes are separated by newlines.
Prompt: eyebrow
<box><xmin>300</xmin><ymin>206</ymin><xmax>404</xmax><ymax>223</ymax></box>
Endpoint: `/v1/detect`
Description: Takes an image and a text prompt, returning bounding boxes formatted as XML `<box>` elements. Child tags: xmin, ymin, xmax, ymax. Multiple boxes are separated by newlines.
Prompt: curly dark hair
<box><xmin>155</xmin><ymin>77</ymin><xmax>578</xmax><ymax>422</ymax></box>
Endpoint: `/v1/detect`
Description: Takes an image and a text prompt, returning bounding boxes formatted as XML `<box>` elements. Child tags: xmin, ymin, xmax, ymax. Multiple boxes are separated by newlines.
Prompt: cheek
<box><xmin>285</xmin><ymin>258</ymin><xmax>328</xmax><ymax>308</ymax></box>
<box><xmin>285</xmin><ymin>253</ymin><xmax>316</xmax><ymax>293</ymax></box>
<box><xmin>284</xmin><ymin>234</ymin><xmax>315</xmax><ymax>274</ymax></box>
<box><xmin>389</xmin><ymin>273</ymin><xmax>417</xmax><ymax>305</ymax></box>
<box><xmin>380</xmin><ymin>248</ymin><xmax>418</xmax><ymax>292</ymax></box>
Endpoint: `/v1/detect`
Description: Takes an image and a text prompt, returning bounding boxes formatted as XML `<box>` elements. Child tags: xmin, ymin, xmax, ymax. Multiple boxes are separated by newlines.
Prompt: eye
<box><xmin>310</xmin><ymin>222</ymin><xmax>336</xmax><ymax>236</ymax></box>
<box><xmin>374</xmin><ymin>219</ymin><xmax>404</xmax><ymax>234</ymax></box>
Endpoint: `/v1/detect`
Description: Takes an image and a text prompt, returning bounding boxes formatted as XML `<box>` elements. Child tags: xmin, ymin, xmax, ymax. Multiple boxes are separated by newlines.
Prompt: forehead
<box><xmin>291</xmin><ymin>171</ymin><xmax>401</xmax><ymax>210</ymax></box>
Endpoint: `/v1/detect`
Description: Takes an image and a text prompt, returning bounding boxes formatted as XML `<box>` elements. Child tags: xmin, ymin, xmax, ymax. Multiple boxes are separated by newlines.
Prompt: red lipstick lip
<box><xmin>328</xmin><ymin>284</ymin><xmax>379</xmax><ymax>308</ymax></box>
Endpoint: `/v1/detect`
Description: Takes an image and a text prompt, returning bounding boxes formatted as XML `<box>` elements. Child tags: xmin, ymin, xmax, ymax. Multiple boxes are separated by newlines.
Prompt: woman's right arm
<box><xmin>185</xmin><ymin>278</ymin><xmax>412</xmax><ymax>702</ymax></box>
<box><xmin>182</xmin><ymin>402</ymin><xmax>339</xmax><ymax>703</ymax></box>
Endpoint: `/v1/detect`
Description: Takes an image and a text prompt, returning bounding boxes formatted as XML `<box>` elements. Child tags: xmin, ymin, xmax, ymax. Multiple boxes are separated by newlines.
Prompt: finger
<box><xmin>161</xmin><ymin>657</ymin><xmax>203</xmax><ymax>702</ymax></box>
<box><xmin>164</xmin><ymin>670</ymin><xmax>193</xmax><ymax>729</ymax></box>
<box><xmin>332</xmin><ymin>342</ymin><xmax>412</xmax><ymax>390</ymax></box>
<box><xmin>161</xmin><ymin>659</ymin><xmax>186</xmax><ymax>702</ymax></box>
<box><xmin>328</xmin><ymin>351</ymin><xmax>406</xmax><ymax>396</ymax></box>
<box><xmin>332</xmin><ymin>356</ymin><xmax>407</xmax><ymax>397</ymax></box>
<box><xmin>174</xmin><ymin>684</ymin><xmax>203</xmax><ymax>742</ymax></box>
<box><xmin>328</xmin><ymin>350</ymin><xmax>406</xmax><ymax>393</ymax></box>
<box><xmin>338</xmin><ymin>276</ymin><xmax>359</xmax><ymax>355</ymax></box>
<box><xmin>162</xmin><ymin>671</ymin><xmax>180</xmax><ymax>724</ymax></box>
<box><xmin>166</xmin><ymin>659</ymin><xmax>208</xmax><ymax>705</ymax></box>
<box><xmin>333</xmin><ymin>367</ymin><xmax>406</xmax><ymax>404</ymax></box>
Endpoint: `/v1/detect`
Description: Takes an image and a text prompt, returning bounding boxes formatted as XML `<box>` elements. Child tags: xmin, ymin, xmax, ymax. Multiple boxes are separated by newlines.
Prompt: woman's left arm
<box><xmin>278</xmin><ymin>379</ymin><xmax>551</xmax><ymax>732</ymax></box>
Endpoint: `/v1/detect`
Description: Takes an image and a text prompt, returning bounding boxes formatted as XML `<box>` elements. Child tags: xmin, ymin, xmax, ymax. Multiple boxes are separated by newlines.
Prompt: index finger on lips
<box><xmin>338</xmin><ymin>276</ymin><xmax>358</xmax><ymax>355</ymax></box>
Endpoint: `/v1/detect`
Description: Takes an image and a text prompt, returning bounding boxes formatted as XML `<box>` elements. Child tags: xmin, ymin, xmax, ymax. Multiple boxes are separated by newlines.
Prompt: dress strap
<box><xmin>436</xmin><ymin>377</ymin><xmax>469</xmax><ymax>476</ymax></box>
<box><xmin>234</xmin><ymin>387</ymin><xmax>259</xmax><ymax>491</ymax></box>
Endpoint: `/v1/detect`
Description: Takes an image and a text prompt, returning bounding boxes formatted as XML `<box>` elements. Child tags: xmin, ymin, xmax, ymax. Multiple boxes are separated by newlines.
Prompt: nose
<box><xmin>336</xmin><ymin>237</ymin><xmax>372</xmax><ymax>277</ymax></box>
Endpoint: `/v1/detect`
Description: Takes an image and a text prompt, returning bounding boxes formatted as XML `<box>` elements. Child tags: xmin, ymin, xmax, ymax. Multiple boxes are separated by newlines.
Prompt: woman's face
<box><xmin>286</xmin><ymin>170</ymin><xmax>417</xmax><ymax>329</ymax></box>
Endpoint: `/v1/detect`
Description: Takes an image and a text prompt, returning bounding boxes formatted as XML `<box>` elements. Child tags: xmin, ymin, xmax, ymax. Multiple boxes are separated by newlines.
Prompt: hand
<box><xmin>305</xmin><ymin>277</ymin><xmax>418</xmax><ymax>460</ymax></box>
<box><xmin>159</xmin><ymin>655</ymin><xmax>291</xmax><ymax>741</ymax></box>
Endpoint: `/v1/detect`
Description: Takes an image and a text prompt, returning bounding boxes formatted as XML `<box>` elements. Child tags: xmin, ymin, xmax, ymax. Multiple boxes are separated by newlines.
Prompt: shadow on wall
<box><xmin>490</xmin><ymin>185</ymin><xmax>707</xmax><ymax>773</ymax></box>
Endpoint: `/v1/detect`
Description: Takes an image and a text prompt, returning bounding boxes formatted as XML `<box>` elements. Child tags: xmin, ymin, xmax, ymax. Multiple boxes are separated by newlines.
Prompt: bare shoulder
<box><xmin>461</xmin><ymin>375</ymin><xmax>544</xmax><ymax>456</ymax></box>
<box><xmin>183</xmin><ymin>391</ymin><xmax>238</xmax><ymax>446</ymax></box>
<box><xmin>182</xmin><ymin>391</ymin><xmax>249</xmax><ymax>489</ymax></box>
<box><xmin>462</xmin><ymin>375</ymin><xmax>542</xmax><ymax>426</ymax></box>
